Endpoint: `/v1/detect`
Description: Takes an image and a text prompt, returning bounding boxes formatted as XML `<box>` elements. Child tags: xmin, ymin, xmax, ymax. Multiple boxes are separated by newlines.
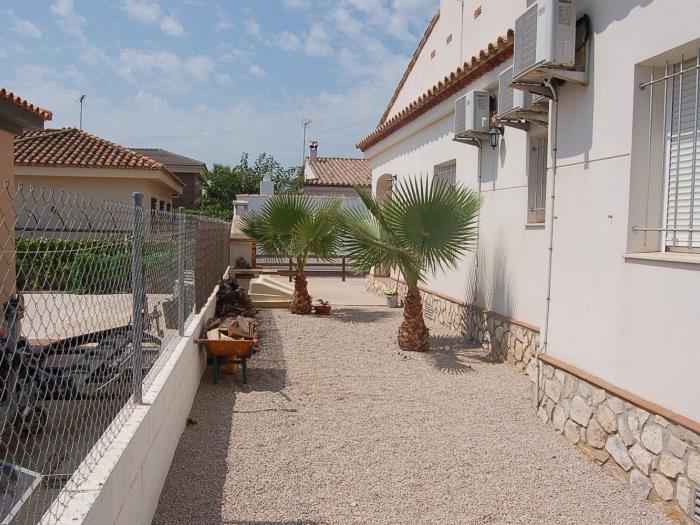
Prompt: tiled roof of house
<box><xmin>357</xmin><ymin>29</ymin><xmax>514</xmax><ymax>152</ymax></box>
<box><xmin>305</xmin><ymin>157</ymin><xmax>371</xmax><ymax>188</ymax></box>
<box><xmin>132</xmin><ymin>148</ymin><xmax>207</xmax><ymax>169</ymax></box>
<box><xmin>14</xmin><ymin>128</ymin><xmax>183</xmax><ymax>186</ymax></box>
<box><xmin>377</xmin><ymin>10</ymin><xmax>440</xmax><ymax>127</ymax></box>
<box><xmin>0</xmin><ymin>87</ymin><xmax>53</xmax><ymax>121</ymax></box>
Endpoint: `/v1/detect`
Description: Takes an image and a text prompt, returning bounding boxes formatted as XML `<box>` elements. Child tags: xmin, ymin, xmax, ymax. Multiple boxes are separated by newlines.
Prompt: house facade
<box><xmin>14</xmin><ymin>128</ymin><xmax>184</xmax><ymax>224</ymax></box>
<box><xmin>0</xmin><ymin>87</ymin><xmax>51</xmax><ymax>338</ymax></box>
<box><xmin>133</xmin><ymin>148</ymin><xmax>207</xmax><ymax>209</ymax></box>
<box><xmin>303</xmin><ymin>141</ymin><xmax>371</xmax><ymax>203</ymax></box>
<box><xmin>359</xmin><ymin>1</ymin><xmax>700</xmax><ymax>520</ymax></box>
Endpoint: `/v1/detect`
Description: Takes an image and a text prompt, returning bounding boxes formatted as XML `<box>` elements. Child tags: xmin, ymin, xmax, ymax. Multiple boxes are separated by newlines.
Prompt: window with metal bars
<box><xmin>433</xmin><ymin>161</ymin><xmax>457</xmax><ymax>188</ymax></box>
<box><xmin>528</xmin><ymin>136</ymin><xmax>547</xmax><ymax>224</ymax></box>
<box><xmin>637</xmin><ymin>50</ymin><xmax>700</xmax><ymax>252</ymax></box>
<box><xmin>665</xmin><ymin>55</ymin><xmax>700</xmax><ymax>251</ymax></box>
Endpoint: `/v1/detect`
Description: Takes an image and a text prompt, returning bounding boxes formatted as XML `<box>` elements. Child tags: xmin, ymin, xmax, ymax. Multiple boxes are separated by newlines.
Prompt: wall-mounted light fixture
<box><xmin>489</xmin><ymin>125</ymin><xmax>504</xmax><ymax>149</ymax></box>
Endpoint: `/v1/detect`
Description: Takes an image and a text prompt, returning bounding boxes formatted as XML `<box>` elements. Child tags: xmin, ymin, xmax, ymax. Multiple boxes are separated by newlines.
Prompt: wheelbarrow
<box><xmin>195</xmin><ymin>338</ymin><xmax>252</xmax><ymax>384</ymax></box>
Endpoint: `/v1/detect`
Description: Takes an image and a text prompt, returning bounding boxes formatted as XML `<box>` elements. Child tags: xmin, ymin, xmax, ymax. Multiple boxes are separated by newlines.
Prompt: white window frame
<box><xmin>433</xmin><ymin>160</ymin><xmax>457</xmax><ymax>188</ymax></box>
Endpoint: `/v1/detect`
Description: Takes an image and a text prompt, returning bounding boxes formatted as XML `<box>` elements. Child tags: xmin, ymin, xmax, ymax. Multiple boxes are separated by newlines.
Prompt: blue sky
<box><xmin>1</xmin><ymin>0</ymin><xmax>436</xmax><ymax>167</ymax></box>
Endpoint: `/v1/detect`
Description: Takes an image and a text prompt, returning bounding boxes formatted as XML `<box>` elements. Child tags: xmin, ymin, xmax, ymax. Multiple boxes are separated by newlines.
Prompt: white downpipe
<box><xmin>535</xmin><ymin>80</ymin><xmax>559</xmax><ymax>408</ymax></box>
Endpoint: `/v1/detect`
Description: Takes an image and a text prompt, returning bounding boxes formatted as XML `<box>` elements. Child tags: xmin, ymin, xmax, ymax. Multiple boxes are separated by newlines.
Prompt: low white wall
<box><xmin>41</xmin><ymin>283</ymin><xmax>219</xmax><ymax>525</ymax></box>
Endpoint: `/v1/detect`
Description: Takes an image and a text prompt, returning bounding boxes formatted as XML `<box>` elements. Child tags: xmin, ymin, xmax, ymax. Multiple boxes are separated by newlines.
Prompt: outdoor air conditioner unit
<box><xmin>454</xmin><ymin>90</ymin><xmax>490</xmax><ymax>136</ymax></box>
<box><xmin>513</xmin><ymin>0</ymin><xmax>576</xmax><ymax>81</ymax></box>
<box><xmin>497</xmin><ymin>66</ymin><xmax>533</xmax><ymax>118</ymax></box>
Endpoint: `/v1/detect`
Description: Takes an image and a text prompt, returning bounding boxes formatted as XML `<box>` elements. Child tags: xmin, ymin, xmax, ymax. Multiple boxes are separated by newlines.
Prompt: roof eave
<box><xmin>357</xmin><ymin>30</ymin><xmax>514</xmax><ymax>153</ymax></box>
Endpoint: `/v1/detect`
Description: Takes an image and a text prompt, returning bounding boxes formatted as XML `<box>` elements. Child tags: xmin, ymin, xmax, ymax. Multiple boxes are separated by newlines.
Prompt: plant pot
<box><xmin>313</xmin><ymin>305</ymin><xmax>332</xmax><ymax>316</ymax></box>
<box><xmin>385</xmin><ymin>294</ymin><xmax>399</xmax><ymax>308</ymax></box>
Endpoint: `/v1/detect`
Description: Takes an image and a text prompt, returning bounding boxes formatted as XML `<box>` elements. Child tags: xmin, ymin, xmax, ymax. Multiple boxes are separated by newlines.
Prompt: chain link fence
<box><xmin>0</xmin><ymin>182</ymin><xmax>230</xmax><ymax>524</ymax></box>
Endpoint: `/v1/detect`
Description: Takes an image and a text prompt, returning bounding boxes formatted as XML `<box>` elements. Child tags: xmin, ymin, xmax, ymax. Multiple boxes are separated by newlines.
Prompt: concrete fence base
<box><xmin>41</xmin><ymin>283</ymin><xmax>218</xmax><ymax>525</ymax></box>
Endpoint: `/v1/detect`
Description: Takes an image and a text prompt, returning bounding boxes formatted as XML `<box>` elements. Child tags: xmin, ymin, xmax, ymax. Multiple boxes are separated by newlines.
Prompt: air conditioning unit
<box><xmin>513</xmin><ymin>0</ymin><xmax>576</xmax><ymax>81</ymax></box>
<box><xmin>497</xmin><ymin>66</ymin><xmax>533</xmax><ymax>118</ymax></box>
<box><xmin>454</xmin><ymin>90</ymin><xmax>490</xmax><ymax>136</ymax></box>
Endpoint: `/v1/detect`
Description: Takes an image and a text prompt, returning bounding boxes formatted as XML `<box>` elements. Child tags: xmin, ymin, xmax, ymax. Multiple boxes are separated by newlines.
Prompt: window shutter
<box><xmin>434</xmin><ymin>162</ymin><xmax>457</xmax><ymax>187</ymax></box>
<box><xmin>666</xmin><ymin>59</ymin><xmax>700</xmax><ymax>250</ymax></box>
<box><xmin>528</xmin><ymin>137</ymin><xmax>547</xmax><ymax>224</ymax></box>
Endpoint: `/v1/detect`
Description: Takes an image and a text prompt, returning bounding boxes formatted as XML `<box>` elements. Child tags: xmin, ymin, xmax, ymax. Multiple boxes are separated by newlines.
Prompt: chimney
<box><xmin>309</xmin><ymin>140</ymin><xmax>319</xmax><ymax>162</ymax></box>
<box><xmin>260</xmin><ymin>171</ymin><xmax>275</xmax><ymax>195</ymax></box>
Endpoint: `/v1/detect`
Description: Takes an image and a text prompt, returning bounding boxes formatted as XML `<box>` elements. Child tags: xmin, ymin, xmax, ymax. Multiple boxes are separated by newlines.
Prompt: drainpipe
<box><xmin>534</xmin><ymin>79</ymin><xmax>559</xmax><ymax>409</ymax></box>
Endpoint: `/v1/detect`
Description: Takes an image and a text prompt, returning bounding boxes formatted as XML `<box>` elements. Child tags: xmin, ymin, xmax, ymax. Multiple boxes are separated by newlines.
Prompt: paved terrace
<box><xmin>154</xmin><ymin>278</ymin><xmax>671</xmax><ymax>525</ymax></box>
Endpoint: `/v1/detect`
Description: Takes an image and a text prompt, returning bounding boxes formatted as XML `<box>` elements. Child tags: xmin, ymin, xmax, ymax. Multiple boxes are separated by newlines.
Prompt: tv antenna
<box><xmin>302</xmin><ymin>118</ymin><xmax>312</xmax><ymax>166</ymax></box>
<box><xmin>79</xmin><ymin>95</ymin><xmax>86</xmax><ymax>130</ymax></box>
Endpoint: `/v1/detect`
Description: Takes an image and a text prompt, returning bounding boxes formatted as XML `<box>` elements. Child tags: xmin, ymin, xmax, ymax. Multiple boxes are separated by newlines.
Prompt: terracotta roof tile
<box><xmin>357</xmin><ymin>29</ymin><xmax>514</xmax><ymax>152</ymax></box>
<box><xmin>14</xmin><ymin>128</ymin><xmax>183</xmax><ymax>186</ymax></box>
<box><xmin>0</xmin><ymin>88</ymin><xmax>52</xmax><ymax>121</ymax></box>
<box><xmin>132</xmin><ymin>148</ymin><xmax>207</xmax><ymax>169</ymax></box>
<box><xmin>305</xmin><ymin>157</ymin><xmax>371</xmax><ymax>188</ymax></box>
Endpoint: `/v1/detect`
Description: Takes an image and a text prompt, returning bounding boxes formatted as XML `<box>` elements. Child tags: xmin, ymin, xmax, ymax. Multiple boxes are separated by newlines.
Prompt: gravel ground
<box><xmin>154</xmin><ymin>307</ymin><xmax>673</xmax><ymax>525</ymax></box>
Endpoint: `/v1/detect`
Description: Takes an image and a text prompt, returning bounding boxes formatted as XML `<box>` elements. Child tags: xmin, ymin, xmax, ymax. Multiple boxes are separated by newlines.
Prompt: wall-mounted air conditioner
<box><xmin>513</xmin><ymin>0</ymin><xmax>576</xmax><ymax>81</ymax></box>
<box><xmin>497</xmin><ymin>66</ymin><xmax>533</xmax><ymax>118</ymax></box>
<box><xmin>454</xmin><ymin>90</ymin><xmax>490</xmax><ymax>137</ymax></box>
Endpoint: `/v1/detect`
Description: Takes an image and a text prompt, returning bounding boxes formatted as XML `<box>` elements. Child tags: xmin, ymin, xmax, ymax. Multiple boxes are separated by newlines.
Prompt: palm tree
<box><xmin>342</xmin><ymin>177</ymin><xmax>480</xmax><ymax>351</ymax></box>
<box><xmin>240</xmin><ymin>194</ymin><xmax>342</xmax><ymax>314</ymax></box>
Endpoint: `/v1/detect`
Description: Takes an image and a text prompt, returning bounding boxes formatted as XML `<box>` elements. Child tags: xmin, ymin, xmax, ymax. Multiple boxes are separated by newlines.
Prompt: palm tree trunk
<box><xmin>290</xmin><ymin>272</ymin><xmax>312</xmax><ymax>314</ymax></box>
<box><xmin>397</xmin><ymin>289</ymin><xmax>430</xmax><ymax>351</ymax></box>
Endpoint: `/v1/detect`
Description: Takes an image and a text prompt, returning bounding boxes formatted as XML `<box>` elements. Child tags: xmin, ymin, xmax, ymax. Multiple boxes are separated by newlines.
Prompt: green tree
<box><xmin>341</xmin><ymin>177</ymin><xmax>481</xmax><ymax>352</ymax></box>
<box><xmin>240</xmin><ymin>194</ymin><xmax>342</xmax><ymax>314</ymax></box>
<box><xmin>198</xmin><ymin>153</ymin><xmax>303</xmax><ymax>219</ymax></box>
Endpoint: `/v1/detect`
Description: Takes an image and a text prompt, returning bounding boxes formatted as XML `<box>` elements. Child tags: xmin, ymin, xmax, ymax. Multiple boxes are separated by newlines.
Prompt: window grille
<box><xmin>638</xmin><ymin>49</ymin><xmax>700</xmax><ymax>252</ymax></box>
<box><xmin>434</xmin><ymin>161</ymin><xmax>457</xmax><ymax>188</ymax></box>
<box><xmin>528</xmin><ymin>136</ymin><xmax>547</xmax><ymax>224</ymax></box>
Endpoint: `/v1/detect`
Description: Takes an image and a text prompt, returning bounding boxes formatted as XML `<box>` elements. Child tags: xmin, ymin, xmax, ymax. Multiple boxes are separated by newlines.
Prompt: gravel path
<box><xmin>154</xmin><ymin>307</ymin><xmax>672</xmax><ymax>525</ymax></box>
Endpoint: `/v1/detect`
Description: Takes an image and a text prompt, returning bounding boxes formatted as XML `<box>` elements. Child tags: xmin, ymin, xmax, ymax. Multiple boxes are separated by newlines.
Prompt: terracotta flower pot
<box><xmin>313</xmin><ymin>305</ymin><xmax>332</xmax><ymax>316</ymax></box>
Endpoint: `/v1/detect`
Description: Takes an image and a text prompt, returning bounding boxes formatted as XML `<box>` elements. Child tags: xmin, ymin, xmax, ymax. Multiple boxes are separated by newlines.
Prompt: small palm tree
<box><xmin>241</xmin><ymin>194</ymin><xmax>342</xmax><ymax>314</ymax></box>
<box><xmin>342</xmin><ymin>177</ymin><xmax>480</xmax><ymax>351</ymax></box>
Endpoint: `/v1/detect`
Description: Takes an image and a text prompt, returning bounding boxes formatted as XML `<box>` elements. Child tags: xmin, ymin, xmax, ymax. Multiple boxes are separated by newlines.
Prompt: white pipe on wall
<box><xmin>534</xmin><ymin>79</ymin><xmax>559</xmax><ymax>407</ymax></box>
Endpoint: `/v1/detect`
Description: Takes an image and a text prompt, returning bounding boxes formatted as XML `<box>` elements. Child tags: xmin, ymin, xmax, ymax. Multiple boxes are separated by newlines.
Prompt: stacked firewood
<box><xmin>205</xmin><ymin>316</ymin><xmax>257</xmax><ymax>342</ymax></box>
<box><xmin>215</xmin><ymin>279</ymin><xmax>257</xmax><ymax>318</ymax></box>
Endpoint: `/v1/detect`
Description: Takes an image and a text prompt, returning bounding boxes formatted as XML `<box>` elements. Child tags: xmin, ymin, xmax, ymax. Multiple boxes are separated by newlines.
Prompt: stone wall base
<box><xmin>365</xmin><ymin>275</ymin><xmax>538</xmax><ymax>371</ymax></box>
<box><xmin>366</xmin><ymin>275</ymin><xmax>700</xmax><ymax>524</ymax></box>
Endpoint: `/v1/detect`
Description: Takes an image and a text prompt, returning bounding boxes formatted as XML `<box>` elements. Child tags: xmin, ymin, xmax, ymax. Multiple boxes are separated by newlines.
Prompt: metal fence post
<box><xmin>342</xmin><ymin>256</ymin><xmax>346</xmax><ymax>282</ymax></box>
<box><xmin>131</xmin><ymin>192</ymin><xmax>144</xmax><ymax>404</ymax></box>
<box><xmin>177</xmin><ymin>207</ymin><xmax>186</xmax><ymax>336</ymax></box>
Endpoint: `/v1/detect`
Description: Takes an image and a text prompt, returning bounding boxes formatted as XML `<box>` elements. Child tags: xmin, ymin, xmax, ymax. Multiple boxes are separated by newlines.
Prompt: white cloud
<box><xmin>184</xmin><ymin>56</ymin><xmax>215</xmax><ymax>83</ymax></box>
<box><xmin>244</xmin><ymin>18</ymin><xmax>261</xmax><ymax>37</ymax></box>
<box><xmin>214</xmin><ymin>5</ymin><xmax>233</xmax><ymax>31</ymax></box>
<box><xmin>119</xmin><ymin>0</ymin><xmax>186</xmax><ymax>37</ymax></box>
<box><xmin>216</xmin><ymin>73</ymin><xmax>234</xmax><ymax>88</ymax></box>
<box><xmin>120</xmin><ymin>0</ymin><xmax>160</xmax><ymax>23</ymax></box>
<box><xmin>160</xmin><ymin>16</ymin><xmax>185</xmax><ymax>37</ymax></box>
<box><xmin>248</xmin><ymin>65</ymin><xmax>266</xmax><ymax>78</ymax></box>
<box><xmin>51</xmin><ymin>0</ymin><xmax>86</xmax><ymax>39</ymax></box>
<box><xmin>116</xmin><ymin>49</ymin><xmax>215</xmax><ymax>88</ymax></box>
<box><xmin>276</xmin><ymin>31</ymin><xmax>301</xmax><ymax>52</ymax></box>
<box><xmin>9</xmin><ymin>11</ymin><xmax>42</xmax><ymax>39</ymax></box>
<box><xmin>304</xmin><ymin>25</ymin><xmax>331</xmax><ymax>57</ymax></box>
<box><xmin>282</xmin><ymin>0</ymin><xmax>310</xmax><ymax>8</ymax></box>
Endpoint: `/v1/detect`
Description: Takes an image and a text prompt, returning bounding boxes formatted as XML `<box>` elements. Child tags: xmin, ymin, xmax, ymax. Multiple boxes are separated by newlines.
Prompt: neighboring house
<box><xmin>303</xmin><ymin>141</ymin><xmax>371</xmax><ymax>199</ymax></box>
<box><xmin>359</xmin><ymin>0</ymin><xmax>700</xmax><ymax>519</ymax></box>
<box><xmin>133</xmin><ymin>148</ymin><xmax>207</xmax><ymax>209</ymax></box>
<box><xmin>237</xmin><ymin>142</ymin><xmax>371</xmax><ymax>216</ymax></box>
<box><xmin>14</xmin><ymin>128</ymin><xmax>184</xmax><ymax>222</ymax></box>
<box><xmin>0</xmin><ymin>87</ymin><xmax>51</xmax><ymax>333</ymax></box>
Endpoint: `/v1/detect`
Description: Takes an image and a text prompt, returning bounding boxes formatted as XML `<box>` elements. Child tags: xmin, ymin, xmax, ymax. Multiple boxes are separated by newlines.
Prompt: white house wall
<box><xmin>366</xmin><ymin>0</ymin><xmax>700</xmax><ymax>422</ymax></box>
<box><xmin>386</xmin><ymin>0</ymin><xmax>529</xmax><ymax>123</ymax></box>
<box><xmin>369</xmin><ymin>58</ymin><xmax>548</xmax><ymax>330</ymax></box>
<box><xmin>545</xmin><ymin>0</ymin><xmax>700</xmax><ymax>421</ymax></box>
